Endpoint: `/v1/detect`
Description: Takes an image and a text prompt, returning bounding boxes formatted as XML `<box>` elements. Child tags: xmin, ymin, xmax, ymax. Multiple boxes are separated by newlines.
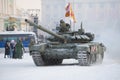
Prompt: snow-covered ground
<box><xmin>0</xmin><ymin>53</ymin><xmax>120</xmax><ymax>80</ymax></box>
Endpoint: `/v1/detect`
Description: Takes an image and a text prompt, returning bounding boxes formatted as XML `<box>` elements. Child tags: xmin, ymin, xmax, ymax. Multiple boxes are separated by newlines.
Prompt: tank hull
<box><xmin>30</xmin><ymin>42</ymin><xmax>106</xmax><ymax>66</ymax></box>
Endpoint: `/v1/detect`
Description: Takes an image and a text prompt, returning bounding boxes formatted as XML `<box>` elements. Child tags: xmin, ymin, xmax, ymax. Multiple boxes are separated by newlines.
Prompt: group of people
<box><xmin>4</xmin><ymin>39</ymin><xmax>25</xmax><ymax>59</ymax></box>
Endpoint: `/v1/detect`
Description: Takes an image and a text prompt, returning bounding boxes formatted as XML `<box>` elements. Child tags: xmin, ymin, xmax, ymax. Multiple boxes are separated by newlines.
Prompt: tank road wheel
<box><xmin>77</xmin><ymin>51</ymin><xmax>91</xmax><ymax>66</ymax></box>
<box><xmin>32</xmin><ymin>52</ymin><xmax>44</xmax><ymax>66</ymax></box>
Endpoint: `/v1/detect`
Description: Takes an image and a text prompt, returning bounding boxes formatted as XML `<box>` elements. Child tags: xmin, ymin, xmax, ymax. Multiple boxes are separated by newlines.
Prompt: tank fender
<box><xmin>30</xmin><ymin>43</ymin><xmax>47</xmax><ymax>55</ymax></box>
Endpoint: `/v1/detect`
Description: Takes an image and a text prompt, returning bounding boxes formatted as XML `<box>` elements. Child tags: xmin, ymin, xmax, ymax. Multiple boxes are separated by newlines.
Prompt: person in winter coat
<box><xmin>10</xmin><ymin>40</ymin><xmax>16</xmax><ymax>58</ymax></box>
<box><xmin>14</xmin><ymin>40</ymin><xmax>25</xmax><ymax>59</ymax></box>
<box><xmin>4</xmin><ymin>41</ymin><xmax>10</xmax><ymax>58</ymax></box>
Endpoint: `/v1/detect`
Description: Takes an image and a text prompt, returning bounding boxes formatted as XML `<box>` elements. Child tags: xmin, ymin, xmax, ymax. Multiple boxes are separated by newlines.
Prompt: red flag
<box><xmin>65</xmin><ymin>3</ymin><xmax>76</xmax><ymax>23</ymax></box>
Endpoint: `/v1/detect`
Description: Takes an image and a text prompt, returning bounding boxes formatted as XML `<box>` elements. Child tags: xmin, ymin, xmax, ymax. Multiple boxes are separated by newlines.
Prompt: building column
<box><xmin>0</xmin><ymin>0</ymin><xmax>2</xmax><ymax>14</ymax></box>
<box><xmin>2</xmin><ymin>0</ymin><xmax>4</xmax><ymax>15</ymax></box>
<box><xmin>6</xmin><ymin>0</ymin><xmax>8</xmax><ymax>15</ymax></box>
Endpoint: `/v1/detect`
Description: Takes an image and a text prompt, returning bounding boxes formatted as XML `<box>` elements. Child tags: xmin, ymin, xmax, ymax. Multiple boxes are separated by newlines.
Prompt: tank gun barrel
<box><xmin>25</xmin><ymin>19</ymin><xmax>66</xmax><ymax>42</ymax></box>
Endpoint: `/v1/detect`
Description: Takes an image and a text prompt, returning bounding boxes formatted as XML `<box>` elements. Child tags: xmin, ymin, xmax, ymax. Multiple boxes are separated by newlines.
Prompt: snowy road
<box><xmin>0</xmin><ymin>53</ymin><xmax>120</xmax><ymax>80</ymax></box>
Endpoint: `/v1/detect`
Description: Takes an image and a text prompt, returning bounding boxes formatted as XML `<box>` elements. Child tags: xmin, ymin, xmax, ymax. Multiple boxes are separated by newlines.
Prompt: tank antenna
<box><xmin>81</xmin><ymin>22</ymin><xmax>83</xmax><ymax>29</ymax></box>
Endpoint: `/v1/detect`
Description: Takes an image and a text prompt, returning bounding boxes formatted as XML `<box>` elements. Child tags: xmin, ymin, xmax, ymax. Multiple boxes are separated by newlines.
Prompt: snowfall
<box><xmin>0</xmin><ymin>27</ymin><xmax>120</xmax><ymax>80</ymax></box>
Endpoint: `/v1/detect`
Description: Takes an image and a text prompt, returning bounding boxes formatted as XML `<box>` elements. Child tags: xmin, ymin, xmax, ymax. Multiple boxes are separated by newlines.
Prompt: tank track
<box><xmin>77</xmin><ymin>51</ymin><xmax>104</xmax><ymax>66</ymax></box>
<box><xmin>31</xmin><ymin>51</ymin><xmax>63</xmax><ymax>66</ymax></box>
<box><xmin>31</xmin><ymin>51</ymin><xmax>104</xmax><ymax>66</ymax></box>
<box><xmin>77</xmin><ymin>51</ymin><xmax>91</xmax><ymax>66</ymax></box>
<box><xmin>32</xmin><ymin>52</ymin><xmax>44</xmax><ymax>66</ymax></box>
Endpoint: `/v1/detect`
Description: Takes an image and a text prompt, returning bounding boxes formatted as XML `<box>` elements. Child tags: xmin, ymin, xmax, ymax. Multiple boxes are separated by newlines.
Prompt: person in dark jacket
<box><xmin>4</xmin><ymin>41</ymin><xmax>10</xmax><ymax>58</ymax></box>
<box><xmin>14</xmin><ymin>39</ymin><xmax>25</xmax><ymax>59</ymax></box>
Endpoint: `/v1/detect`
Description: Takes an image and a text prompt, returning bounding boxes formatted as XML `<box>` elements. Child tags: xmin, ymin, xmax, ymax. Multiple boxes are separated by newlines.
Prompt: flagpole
<box><xmin>70</xmin><ymin>19</ymin><xmax>71</xmax><ymax>31</ymax></box>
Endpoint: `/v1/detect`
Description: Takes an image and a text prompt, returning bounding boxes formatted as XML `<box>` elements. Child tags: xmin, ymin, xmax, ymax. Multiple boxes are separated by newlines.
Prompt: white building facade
<box><xmin>0</xmin><ymin>0</ymin><xmax>16</xmax><ymax>15</ymax></box>
<box><xmin>0</xmin><ymin>0</ymin><xmax>16</xmax><ymax>31</ymax></box>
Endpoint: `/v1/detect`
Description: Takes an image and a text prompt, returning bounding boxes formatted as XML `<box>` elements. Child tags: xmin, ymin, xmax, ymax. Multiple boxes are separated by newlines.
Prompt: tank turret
<box><xmin>25</xmin><ymin>19</ymin><xmax>94</xmax><ymax>43</ymax></box>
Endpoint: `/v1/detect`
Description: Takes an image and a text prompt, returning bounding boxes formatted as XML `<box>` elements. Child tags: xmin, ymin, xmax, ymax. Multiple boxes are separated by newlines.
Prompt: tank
<box><xmin>25</xmin><ymin>19</ymin><xmax>106</xmax><ymax>66</ymax></box>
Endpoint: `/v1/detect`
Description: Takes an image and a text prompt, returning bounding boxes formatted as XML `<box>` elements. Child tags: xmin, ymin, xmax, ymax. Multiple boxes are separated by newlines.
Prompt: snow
<box><xmin>0</xmin><ymin>53</ymin><xmax>120</xmax><ymax>80</ymax></box>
